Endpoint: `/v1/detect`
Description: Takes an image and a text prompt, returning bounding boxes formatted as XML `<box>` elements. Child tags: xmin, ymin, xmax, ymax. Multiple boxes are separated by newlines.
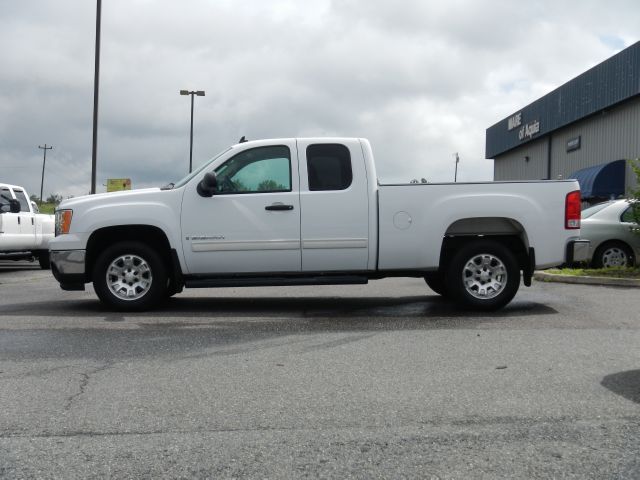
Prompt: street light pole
<box><xmin>38</xmin><ymin>144</ymin><xmax>53</xmax><ymax>203</ymax></box>
<box><xmin>91</xmin><ymin>0</ymin><xmax>102</xmax><ymax>194</ymax></box>
<box><xmin>180</xmin><ymin>90</ymin><xmax>205</xmax><ymax>173</ymax></box>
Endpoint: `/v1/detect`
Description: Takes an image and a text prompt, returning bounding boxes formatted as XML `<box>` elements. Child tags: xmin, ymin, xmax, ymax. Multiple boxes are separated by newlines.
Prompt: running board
<box><xmin>184</xmin><ymin>275</ymin><xmax>369</xmax><ymax>289</ymax></box>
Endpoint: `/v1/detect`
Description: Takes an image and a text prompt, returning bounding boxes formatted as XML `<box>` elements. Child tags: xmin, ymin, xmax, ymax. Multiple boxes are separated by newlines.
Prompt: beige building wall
<box><xmin>492</xmin><ymin>136</ymin><xmax>548</xmax><ymax>181</ymax></box>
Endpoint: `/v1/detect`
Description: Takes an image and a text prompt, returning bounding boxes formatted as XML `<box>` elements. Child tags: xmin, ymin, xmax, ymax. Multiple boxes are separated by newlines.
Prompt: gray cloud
<box><xmin>1</xmin><ymin>0</ymin><xmax>639</xmax><ymax>199</ymax></box>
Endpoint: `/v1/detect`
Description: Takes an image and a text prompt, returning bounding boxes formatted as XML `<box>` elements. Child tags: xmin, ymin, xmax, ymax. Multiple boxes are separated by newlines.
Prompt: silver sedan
<box><xmin>580</xmin><ymin>200</ymin><xmax>639</xmax><ymax>267</ymax></box>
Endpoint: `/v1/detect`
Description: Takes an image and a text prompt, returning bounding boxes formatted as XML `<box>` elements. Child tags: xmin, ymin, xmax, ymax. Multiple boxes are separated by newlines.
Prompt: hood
<box><xmin>58</xmin><ymin>188</ymin><xmax>163</xmax><ymax>210</ymax></box>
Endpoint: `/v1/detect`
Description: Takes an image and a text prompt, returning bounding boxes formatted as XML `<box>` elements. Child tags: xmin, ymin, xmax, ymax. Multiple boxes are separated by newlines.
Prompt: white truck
<box><xmin>49</xmin><ymin>138</ymin><xmax>589</xmax><ymax>311</ymax></box>
<box><xmin>1</xmin><ymin>183</ymin><xmax>55</xmax><ymax>269</ymax></box>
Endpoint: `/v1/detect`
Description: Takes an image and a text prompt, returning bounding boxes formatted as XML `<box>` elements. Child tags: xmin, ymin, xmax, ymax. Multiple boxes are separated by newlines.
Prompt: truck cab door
<box><xmin>0</xmin><ymin>187</ymin><xmax>22</xmax><ymax>250</ymax></box>
<box><xmin>296</xmin><ymin>139</ymin><xmax>370</xmax><ymax>272</ymax></box>
<box><xmin>180</xmin><ymin>141</ymin><xmax>302</xmax><ymax>274</ymax></box>
<box><xmin>13</xmin><ymin>189</ymin><xmax>36</xmax><ymax>250</ymax></box>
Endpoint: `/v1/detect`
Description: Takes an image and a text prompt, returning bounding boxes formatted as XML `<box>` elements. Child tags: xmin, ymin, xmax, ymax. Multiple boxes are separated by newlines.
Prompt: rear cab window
<box><xmin>306</xmin><ymin>144</ymin><xmax>352</xmax><ymax>191</ymax></box>
<box><xmin>13</xmin><ymin>189</ymin><xmax>31</xmax><ymax>212</ymax></box>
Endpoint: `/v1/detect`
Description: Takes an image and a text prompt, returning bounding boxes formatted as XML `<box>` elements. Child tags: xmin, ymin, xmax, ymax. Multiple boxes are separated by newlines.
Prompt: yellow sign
<box><xmin>106</xmin><ymin>178</ymin><xmax>132</xmax><ymax>192</ymax></box>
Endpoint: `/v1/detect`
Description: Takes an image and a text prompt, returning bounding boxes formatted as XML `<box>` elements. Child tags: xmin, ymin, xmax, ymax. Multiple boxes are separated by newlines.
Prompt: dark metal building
<box><xmin>486</xmin><ymin>41</ymin><xmax>640</xmax><ymax>201</ymax></box>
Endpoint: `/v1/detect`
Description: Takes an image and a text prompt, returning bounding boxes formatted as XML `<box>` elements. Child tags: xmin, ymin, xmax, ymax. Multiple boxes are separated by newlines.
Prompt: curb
<box><xmin>534</xmin><ymin>271</ymin><xmax>640</xmax><ymax>288</ymax></box>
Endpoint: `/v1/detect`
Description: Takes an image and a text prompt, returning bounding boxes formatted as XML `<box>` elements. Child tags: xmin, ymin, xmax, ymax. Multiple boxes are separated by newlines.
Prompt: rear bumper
<box><xmin>50</xmin><ymin>249</ymin><xmax>86</xmax><ymax>291</ymax></box>
<box><xmin>566</xmin><ymin>239</ymin><xmax>590</xmax><ymax>264</ymax></box>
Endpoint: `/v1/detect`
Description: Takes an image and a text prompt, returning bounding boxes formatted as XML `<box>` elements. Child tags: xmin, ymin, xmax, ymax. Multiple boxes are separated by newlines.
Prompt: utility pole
<box><xmin>91</xmin><ymin>0</ymin><xmax>102</xmax><ymax>194</ymax></box>
<box><xmin>38</xmin><ymin>144</ymin><xmax>53</xmax><ymax>202</ymax></box>
<box><xmin>454</xmin><ymin>152</ymin><xmax>460</xmax><ymax>182</ymax></box>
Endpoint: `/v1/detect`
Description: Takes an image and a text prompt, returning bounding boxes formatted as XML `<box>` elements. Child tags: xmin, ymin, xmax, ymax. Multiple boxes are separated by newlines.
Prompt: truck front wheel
<box><xmin>445</xmin><ymin>240</ymin><xmax>520</xmax><ymax>311</ymax></box>
<box><xmin>37</xmin><ymin>251</ymin><xmax>51</xmax><ymax>270</ymax></box>
<box><xmin>92</xmin><ymin>241</ymin><xmax>167</xmax><ymax>311</ymax></box>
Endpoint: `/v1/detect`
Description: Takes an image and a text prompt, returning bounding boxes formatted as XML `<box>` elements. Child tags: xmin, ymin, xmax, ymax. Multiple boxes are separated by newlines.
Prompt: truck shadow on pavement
<box><xmin>0</xmin><ymin>296</ymin><xmax>558</xmax><ymax>361</ymax></box>
<box><xmin>0</xmin><ymin>295</ymin><xmax>557</xmax><ymax>322</ymax></box>
<box><xmin>601</xmin><ymin>370</ymin><xmax>640</xmax><ymax>404</ymax></box>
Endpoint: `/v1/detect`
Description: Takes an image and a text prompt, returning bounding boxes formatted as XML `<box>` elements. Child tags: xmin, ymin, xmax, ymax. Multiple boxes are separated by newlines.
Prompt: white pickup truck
<box><xmin>49</xmin><ymin>138</ymin><xmax>589</xmax><ymax>311</ymax></box>
<box><xmin>1</xmin><ymin>183</ymin><xmax>55</xmax><ymax>269</ymax></box>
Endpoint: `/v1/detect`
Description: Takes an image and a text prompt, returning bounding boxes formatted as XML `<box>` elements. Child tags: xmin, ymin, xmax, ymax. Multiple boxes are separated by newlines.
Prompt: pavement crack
<box><xmin>63</xmin><ymin>364</ymin><xmax>111</xmax><ymax>411</ymax></box>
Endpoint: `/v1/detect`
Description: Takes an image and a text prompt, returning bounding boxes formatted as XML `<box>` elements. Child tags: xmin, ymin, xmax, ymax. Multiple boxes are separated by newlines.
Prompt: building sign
<box><xmin>106</xmin><ymin>178</ymin><xmax>132</xmax><ymax>192</ymax></box>
<box><xmin>518</xmin><ymin>120</ymin><xmax>540</xmax><ymax>141</ymax></box>
<box><xmin>566</xmin><ymin>136</ymin><xmax>581</xmax><ymax>152</ymax></box>
<box><xmin>507</xmin><ymin>112</ymin><xmax>522</xmax><ymax>131</ymax></box>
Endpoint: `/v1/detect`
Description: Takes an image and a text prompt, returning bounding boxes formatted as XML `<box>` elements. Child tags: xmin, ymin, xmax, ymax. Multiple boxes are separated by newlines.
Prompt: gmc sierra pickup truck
<box><xmin>49</xmin><ymin>137</ymin><xmax>589</xmax><ymax>311</ymax></box>
<box><xmin>1</xmin><ymin>183</ymin><xmax>54</xmax><ymax>268</ymax></box>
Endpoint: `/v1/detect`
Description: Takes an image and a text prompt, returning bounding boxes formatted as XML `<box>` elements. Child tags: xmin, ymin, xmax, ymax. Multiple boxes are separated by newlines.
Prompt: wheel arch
<box><xmin>85</xmin><ymin>225</ymin><xmax>175</xmax><ymax>281</ymax></box>
<box><xmin>444</xmin><ymin>217</ymin><xmax>529</xmax><ymax>247</ymax></box>
<box><xmin>439</xmin><ymin>217</ymin><xmax>531</xmax><ymax>274</ymax></box>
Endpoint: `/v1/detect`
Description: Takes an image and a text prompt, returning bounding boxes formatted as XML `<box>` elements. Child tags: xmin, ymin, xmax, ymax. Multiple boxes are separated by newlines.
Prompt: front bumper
<box><xmin>50</xmin><ymin>249</ymin><xmax>86</xmax><ymax>291</ymax></box>
<box><xmin>566</xmin><ymin>239</ymin><xmax>590</xmax><ymax>264</ymax></box>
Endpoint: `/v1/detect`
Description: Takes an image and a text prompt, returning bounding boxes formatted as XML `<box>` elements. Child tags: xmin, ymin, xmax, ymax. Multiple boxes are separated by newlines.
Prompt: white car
<box><xmin>49</xmin><ymin>137</ymin><xmax>588</xmax><ymax>311</ymax></box>
<box><xmin>580</xmin><ymin>199</ymin><xmax>639</xmax><ymax>267</ymax></box>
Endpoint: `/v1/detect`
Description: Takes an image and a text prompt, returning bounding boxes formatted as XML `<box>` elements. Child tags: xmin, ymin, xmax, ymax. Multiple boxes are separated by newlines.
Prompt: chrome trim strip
<box><xmin>50</xmin><ymin>249</ymin><xmax>86</xmax><ymax>274</ymax></box>
<box><xmin>191</xmin><ymin>240</ymin><xmax>301</xmax><ymax>252</ymax></box>
<box><xmin>302</xmin><ymin>238</ymin><xmax>368</xmax><ymax>249</ymax></box>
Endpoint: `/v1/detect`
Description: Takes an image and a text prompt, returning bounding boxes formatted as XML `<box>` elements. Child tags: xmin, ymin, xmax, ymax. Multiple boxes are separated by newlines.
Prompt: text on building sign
<box><xmin>508</xmin><ymin>112</ymin><xmax>522</xmax><ymax>131</ymax></box>
<box><xmin>518</xmin><ymin>120</ymin><xmax>540</xmax><ymax>141</ymax></box>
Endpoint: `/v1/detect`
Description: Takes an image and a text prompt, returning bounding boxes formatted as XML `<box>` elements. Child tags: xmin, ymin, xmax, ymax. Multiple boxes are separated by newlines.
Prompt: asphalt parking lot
<box><xmin>0</xmin><ymin>260</ymin><xmax>639</xmax><ymax>479</ymax></box>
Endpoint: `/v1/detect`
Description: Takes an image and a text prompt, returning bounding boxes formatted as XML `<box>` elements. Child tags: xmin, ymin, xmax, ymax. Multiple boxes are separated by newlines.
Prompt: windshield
<box><xmin>171</xmin><ymin>147</ymin><xmax>233</xmax><ymax>189</ymax></box>
<box><xmin>581</xmin><ymin>201</ymin><xmax>614</xmax><ymax>219</ymax></box>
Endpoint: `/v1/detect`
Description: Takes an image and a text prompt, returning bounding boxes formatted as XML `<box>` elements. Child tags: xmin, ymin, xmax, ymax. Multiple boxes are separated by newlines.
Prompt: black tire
<box><xmin>444</xmin><ymin>240</ymin><xmax>520</xmax><ymax>311</ymax></box>
<box><xmin>592</xmin><ymin>241</ymin><xmax>634</xmax><ymax>268</ymax></box>
<box><xmin>37</xmin><ymin>252</ymin><xmax>51</xmax><ymax>270</ymax></box>
<box><xmin>92</xmin><ymin>241</ymin><xmax>167</xmax><ymax>311</ymax></box>
<box><xmin>424</xmin><ymin>272</ymin><xmax>448</xmax><ymax>296</ymax></box>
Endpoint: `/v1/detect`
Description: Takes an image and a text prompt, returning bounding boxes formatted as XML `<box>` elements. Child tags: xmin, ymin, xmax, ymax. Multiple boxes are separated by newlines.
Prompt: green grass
<box><xmin>546</xmin><ymin>266</ymin><xmax>640</xmax><ymax>279</ymax></box>
<box><xmin>36</xmin><ymin>203</ymin><xmax>56</xmax><ymax>214</ymax></box>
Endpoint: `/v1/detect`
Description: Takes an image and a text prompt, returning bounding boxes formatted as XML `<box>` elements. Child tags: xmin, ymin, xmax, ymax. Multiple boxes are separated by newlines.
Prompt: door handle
<box><xmin>265</xmin><ymin>204</ymin><xmax>294</xmax><ymax>211</ymax></box>
<box><xmin>18</xmin><ymin>216</ymin><xmax>21</xmax><ymax>225</ymax></box>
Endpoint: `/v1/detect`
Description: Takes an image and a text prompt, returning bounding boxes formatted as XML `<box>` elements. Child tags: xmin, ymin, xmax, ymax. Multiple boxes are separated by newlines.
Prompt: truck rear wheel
<box><xmin>92</xmin><ymin>241</ymin><xmax>167</xmax><ymax>311</ymax></box>
<box><xmin>445</xmin><ymin>240</ymin><xmax>520</xmax><ymax>311</ymax></box>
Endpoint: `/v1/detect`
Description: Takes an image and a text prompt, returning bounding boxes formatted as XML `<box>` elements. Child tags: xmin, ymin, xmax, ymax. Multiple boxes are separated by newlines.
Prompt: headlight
<box><xmin>55</xmin><ymin>209</ymin><xmax>73</xmax><ymax>236</ymax></box>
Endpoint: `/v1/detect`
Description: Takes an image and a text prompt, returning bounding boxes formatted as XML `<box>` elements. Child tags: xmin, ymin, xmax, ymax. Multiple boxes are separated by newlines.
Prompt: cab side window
<box><xmin>215</xmin><ymin>146</ymin><xmax>291</xmax><ymax>194</ymax></box>
<box><xmin>0</xmin><ymin>188</ymin><xmax>12</xmax><ymax>213</ymax></box>
<box><xmin>306</xmin><ymin>144</ymin><xmax>352</xmax><ymax>191</ymax></box>
<box><xmin>13</xmin><ymin>189</ymin><xmax>30</xmax><ymax>212</ymax></box>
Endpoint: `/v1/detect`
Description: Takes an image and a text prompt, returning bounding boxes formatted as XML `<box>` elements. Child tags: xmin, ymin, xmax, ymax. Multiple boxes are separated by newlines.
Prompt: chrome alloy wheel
<box><xmin>106</xmin><ymin>254</ymin><xmax>153</xmax><ymax>301</ymax></box>
<box><xmin>462</xmin><ymin>253</ymin><xmax>507</xmax><ymax>300</ymax></box>
<box><xmin>601</xmin><ymin>247</ymin><xmax>628</xmax><ymax>268</ymax></box>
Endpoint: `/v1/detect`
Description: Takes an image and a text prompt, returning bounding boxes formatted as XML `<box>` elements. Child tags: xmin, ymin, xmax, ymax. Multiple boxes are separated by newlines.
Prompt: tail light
<box><xmin>565</xmin><ymin>190</ymin><xmax>581</xmax><ymax>229</ymax></box>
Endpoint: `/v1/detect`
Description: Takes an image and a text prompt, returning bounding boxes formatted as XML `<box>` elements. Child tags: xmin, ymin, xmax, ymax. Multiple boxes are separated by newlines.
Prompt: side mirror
<box><xmin>31</xmin><ymin>201</ymin><xmax>40</xmax><ymax>213</ymax></box>
<box><xmin>197</xmin><ymin>172</ymin><xmax>218</xmax><ymax>197</ymax></box>
<box><xmin>9</xmin><ymin>199</ymin><xmax>20</xmax><ymax>213</ymax></box>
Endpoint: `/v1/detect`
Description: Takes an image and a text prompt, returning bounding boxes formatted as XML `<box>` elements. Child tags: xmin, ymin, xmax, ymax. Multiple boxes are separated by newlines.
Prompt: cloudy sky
<box><xmin>1</xmin><ymin>0</ymin><xmax>639</xmax><ymax>199</ymax></box>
